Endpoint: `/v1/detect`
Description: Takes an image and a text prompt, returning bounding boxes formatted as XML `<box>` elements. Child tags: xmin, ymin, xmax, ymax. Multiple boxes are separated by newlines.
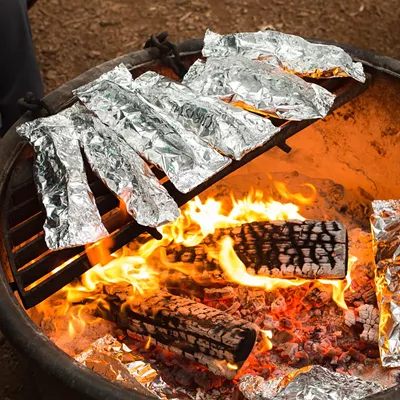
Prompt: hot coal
<box><xmin>30</xmin><ymin>227</ymin><xmax>395</xmax><ymax>397</ymax></box>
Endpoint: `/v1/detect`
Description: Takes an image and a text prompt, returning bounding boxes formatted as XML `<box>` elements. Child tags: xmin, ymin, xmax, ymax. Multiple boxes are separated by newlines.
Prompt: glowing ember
<box><xmin>32</xmin><ymin>181</ymin><xmax>362</xmax><ymax>380</ymax></box>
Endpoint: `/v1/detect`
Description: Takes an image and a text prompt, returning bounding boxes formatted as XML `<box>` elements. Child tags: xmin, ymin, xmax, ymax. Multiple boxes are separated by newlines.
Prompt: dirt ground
<box><xmin>0</xmin><ymin>0</ymin><xmax>399</xmax><ymax>399</ymax></box>
<box><xmin>29</xmin><ymin>0</ymin><xmax>400</xmax><ymax>93</ymax></box>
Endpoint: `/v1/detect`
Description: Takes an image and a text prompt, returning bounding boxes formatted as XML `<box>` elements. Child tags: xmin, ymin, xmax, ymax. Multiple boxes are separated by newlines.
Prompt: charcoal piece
<box><xmin>107</xmin><ymin>290</ymin><xmax>258</xmax><ymax>380</ymax></box>
<box><xmin>166</xmin><ymin>220</ymin><xmax>348</xmax><ymax>280</ymax></box>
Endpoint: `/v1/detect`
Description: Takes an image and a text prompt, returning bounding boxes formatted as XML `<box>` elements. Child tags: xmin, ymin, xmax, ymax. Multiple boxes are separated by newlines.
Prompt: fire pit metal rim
<box><xmin>0</xmin><ymin>37</ymin><xmax>399</xmax><ymax>400</ymax></box>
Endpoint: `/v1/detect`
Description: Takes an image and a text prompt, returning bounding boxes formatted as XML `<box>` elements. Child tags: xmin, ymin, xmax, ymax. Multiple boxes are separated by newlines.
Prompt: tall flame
<box><xmin>218</xmin><ymin>236</ymin><xmax>355</xmax><ymax>309</ymax></box>
<box><xmin>32</xmin><ymin>182</ymin><xmax>355</xmax><ymax>341</ymax></box>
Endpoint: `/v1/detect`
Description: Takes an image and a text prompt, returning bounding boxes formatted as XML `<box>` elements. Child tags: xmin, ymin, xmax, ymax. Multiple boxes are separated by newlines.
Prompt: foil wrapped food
<box><xmin>371</xmin><ymin>200</ymin><xmax>400</xmax><ymax>367</ymax></box>
<box><xmin>74</xmin><ymin>64</ymin><xmax>231</xmax><ymax>193</ymax></box>
<box><xmin>239</xmin><ymin>366</ymin><xmax>383</xmax><ymax>400</ymax></box>
<box><xmin>64</xmin><ymin>104</ymin><xmax>179</xmax><ymax>228</ymax></box>
<box><xmin>75</xmin><ymin>334</ymin><xmax>192</xmax><ymax>399</ymax></box>
<box><xmin>75</xmin><ymin>334</ymin><xmax>157</xmax><ymax>398</ymax></box>
<box><xmin>16</xmin><ymin>113</ymin><xmax>108</xmax><ymax>250</ymax></box>
<box><xmin>182</xmin><ymin>56</ymin><xmax>336</xmax><ymax>120</ymax></box>
<box><xmin>134</xmin><ymin>71</ymin><xmax>281</xmax><ymax>160</ymax></box>
<box><xmin>202</xmin><ymin>29</ymin><xmax>365</xmax><ymax>83</ymax></box>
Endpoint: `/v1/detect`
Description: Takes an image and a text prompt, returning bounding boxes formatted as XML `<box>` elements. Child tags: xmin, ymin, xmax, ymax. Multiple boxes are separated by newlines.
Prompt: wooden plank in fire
<box><xmin>106</xmin><ymin>289</ymin><xmax>258</xmax><ymax>379</ymax></box>
<box><xmin>165</xmin><ymin>220</ymin><xmax>348</xmax><ymax>280</ymax></box>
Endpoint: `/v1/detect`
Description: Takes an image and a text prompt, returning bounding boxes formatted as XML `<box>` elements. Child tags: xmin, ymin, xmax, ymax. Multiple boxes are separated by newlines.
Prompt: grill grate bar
<box><xmin>13</xmin><ymin>193</ymin><xmax>122</xmax><ymax>270</ymax></box>
<box><xmin>8</xmin><ymin>181</ymin><xmax>117</xmax><ymax>249</ymax></box>
<box><xmin>2</xmin><ymin>72</ymin><xmax>372</xmax><ymax>309</ymax></box>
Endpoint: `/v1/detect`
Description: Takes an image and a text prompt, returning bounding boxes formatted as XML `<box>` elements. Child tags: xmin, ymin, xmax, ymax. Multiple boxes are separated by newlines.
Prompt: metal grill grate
<box><xmin>1</xmin><ymin>72</ymin><xmax>371</xmax><ymax>308</ymax></box>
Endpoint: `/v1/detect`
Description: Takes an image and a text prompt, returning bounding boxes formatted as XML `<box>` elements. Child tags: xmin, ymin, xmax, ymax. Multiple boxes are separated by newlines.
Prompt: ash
<box><xmin>130</xmin><ymin>229</ymin><xmax>392</xmax><ymax>398</ymax></box>
<box><xmin>197</xmin><ymin>229</ymin><xmax>381</xmax><ymax>379</ymax></box>
<box><xmin>32</xmin><ymin>227</ymin><xmax>398</xmax><ymax>399</ymax></box>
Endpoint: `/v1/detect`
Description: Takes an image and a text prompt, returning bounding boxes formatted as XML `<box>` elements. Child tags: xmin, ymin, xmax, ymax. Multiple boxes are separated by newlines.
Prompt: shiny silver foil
<box><xmin>65</xmin><ymin>104</ymin><xmax>179</xmax><ymax>228</ymax></box>
<box><xmin>182</xmin><ymin>56</ymin><xmax>336</xmax><ymax>121</ymax></box>
<box><xmin>75</xmin><ymin>334</ymin><xmax>192</xmax><ymax>399</ymax></box>
<box><xmin>134</xmin><ymin>71</ymin><xmax>281</xmax><ymax>160</ymax></box>
<box><xmin>202</xmin><ymin>29</ymin><xmax>365</xmax><ymax>83</ymax></box>
<box><xmin>371</xmin><ymin>200</ymin><xmax>400</xmax><ymax>367</ymax></box>
<box><xmin>74</xmin><ymin>65</ymin><xmax>231</xmax><ymax>194</ymax></box>
<box><xmin>239</xmin><ymin>366</ymin><xmax>383</xmax><ymax>400</ymax></box>
<box><xmin>16</xmin><ymin>113</ymin><xmax>108</xmax><ymax>250</ymax></box>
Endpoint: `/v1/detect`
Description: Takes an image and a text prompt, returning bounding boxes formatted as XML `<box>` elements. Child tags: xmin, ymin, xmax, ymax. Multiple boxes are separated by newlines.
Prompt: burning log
<box><xmin>166</xmin><ymin>220</ymin><xmax>348</xmax><ymax>280</ymax></box>
<box><xmin>106</xmin><ymin>290</ymin><xmax>258</xmax><ymax>379</ymax></box>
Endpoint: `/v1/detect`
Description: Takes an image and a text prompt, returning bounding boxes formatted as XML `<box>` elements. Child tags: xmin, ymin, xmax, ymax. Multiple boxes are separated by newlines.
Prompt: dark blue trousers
<box><xmin>0</xmin><ymin>0</ymin><xmax>44</xmax><ymax>136</ymax></box>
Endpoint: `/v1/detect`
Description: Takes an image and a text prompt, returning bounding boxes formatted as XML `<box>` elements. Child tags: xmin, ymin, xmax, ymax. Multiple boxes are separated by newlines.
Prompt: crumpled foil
<box><xmin>182</xmin><ymin>56</ymin><xmax>336</xmax><ymax>121</ymax></box>
<box><xmin>371</xmin><ymin>200</ymin><xmax>400</xmax><ymax>367</ymax></box>
<box><xmin>74</xmin><ymin>64</ymin><xmax>231</xmax><ymax>194</ymax></box>
<box><xmin>238</xmin><ymin>374</ymin><xmax>282</xmax><ymax>399</ymax></box>
<box><xmin>64</xmin><ymin>103</ymin><xmax>179</xmax><ymax>228</ymax></box>
<box><xmin>16</xmin><ymin>113</ymin><xmax>108</xmax><ymax>250</ymax></box>
<box><xmin>75</xmin><ymin>334</ymin><xmax>193</xmax><ymax>399</ymax></box>
<box><xmin>134</xmin><ymin>71</ymin><xmax>281</xmax><ymax>160</ymax></box>
<box><xmin>202</xmin><ymin>29</ymin><xmax>365</xmax><ymax>83</ymax></box>
<box><xmin>239</xmin><ymin>366</ymin><xmax>383</xmax><ymax>400</ymax></box>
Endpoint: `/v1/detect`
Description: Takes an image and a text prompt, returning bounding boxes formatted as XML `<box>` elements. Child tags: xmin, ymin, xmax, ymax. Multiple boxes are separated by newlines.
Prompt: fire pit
<box><xmin>0</xmin><ymin>36</ymin><xmax>400</xmax><ymax>400</ymax></box>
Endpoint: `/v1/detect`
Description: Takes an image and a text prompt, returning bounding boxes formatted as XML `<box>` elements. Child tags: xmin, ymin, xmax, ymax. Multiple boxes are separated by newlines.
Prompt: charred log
<box><xmin>166</xmin><ymin>220</ymin><xmax>348</xmax><ymax>280</ymax></box>
<box><xmin>107</xmin><ymin>291</ymin><xmax>258</xmax><ymax>379</ymax></box>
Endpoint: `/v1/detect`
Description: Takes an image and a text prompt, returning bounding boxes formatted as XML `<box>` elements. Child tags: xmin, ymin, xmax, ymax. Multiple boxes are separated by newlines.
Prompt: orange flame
<box><xmin>274</xmin><ymin>182</ymin><xmax>317</xmax><ymax>205</ymax></box>
<box><xmin>144</xmin><ymin>335</ymin><xmax>152</xmax><ymax>350</ymax></box>
<box><xmin>218</xmin><ymin>236</ymin><xmax>354</xmax><ymax>310</ymax></box>
<box><xmin>261</xmin><ymin>330</ymin><xmax>274</xmax><ymax>351</ymax></box>
<box><xmin>86</xmin><ymin>236</ymin><xmax>115</xmax><ymax>269</ymax></box>
<box><xmin>32</xmin><ymin>181</ymin><xmax>354</xmax><ymax>343</ymax></box>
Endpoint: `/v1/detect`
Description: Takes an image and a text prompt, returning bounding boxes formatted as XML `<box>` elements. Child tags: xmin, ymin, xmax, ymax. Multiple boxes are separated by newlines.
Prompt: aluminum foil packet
<box><xmin>202</xmin><ymin>29</ymin><xmax>366</xmax><ymax>83</ymax></box>
<box><xmin>74</xmin><ymin>64</ymin><xmax>231</xmax><ymax>194</ymax></box>
<box><xmin>64</xmin><ymin>104</ymin><xmax>179</xmax><ymax>228</ymax></box>
<box><xmin>75</xmin><ymin>334</ymin><xmax>192</xmax><ymax>399</ymax></box>
<box><xmin>134</xmin><ymin>71</ymin><xmax>281</xmax><ymax>160</ymax></box>
<box><xmin>75</xmin><ymin>334</ymin><xmax>157</xmax><ymax>398</ymax></box>
<box><xmin>16</xmin><ymin>113</ymin><xmax>108</xmax><ymax>250</ymax></box>
<box><xmin>371</xmin><ymin>200</ymin><xmax>400</xmax><ymax>367</ymax></box>
<box><xmin>182</xmin><ymin>56</ymin><xmax>335</xmax><ymax>121</ymax></box>
<box><xmin>239</xmin><ymin>366</ymin><xmax>383</xmax><ymax>400</ymax></box>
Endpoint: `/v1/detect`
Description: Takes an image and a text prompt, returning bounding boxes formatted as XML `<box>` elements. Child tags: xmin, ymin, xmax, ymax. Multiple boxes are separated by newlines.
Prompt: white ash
<box><xmin>271</xmin><ymin>295</ymin><xmax>287</xmax><ymax>314</ymax></box>
<box><xmin>32</xmin><ymin>226</ymin><xmax>389</xmax><ymax>396</ymax></box>
<box><xmin>195</xmin><ymin>388</ymin><xmax>233</xmax><ymax>400</ymax></box>
<box><xmin>344</xmin><ymin>309</ymin><xmax>356</xmax><ymax>327</ymax></box>
<box><xmin>357</xmin><ymin>304</ymin><xmax>379</xmax><ymax>344</ymax></box>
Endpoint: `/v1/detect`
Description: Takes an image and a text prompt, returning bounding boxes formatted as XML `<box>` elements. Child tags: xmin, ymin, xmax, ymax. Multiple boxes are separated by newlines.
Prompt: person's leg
<box><xmin>0</xmin><ymin>0</ymin><xmax>44</xmax><ymax>136</ymax></box>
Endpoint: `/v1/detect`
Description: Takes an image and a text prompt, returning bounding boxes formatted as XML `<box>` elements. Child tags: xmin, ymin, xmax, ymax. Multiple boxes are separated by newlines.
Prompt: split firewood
<box><xmin>165</xmin><ymin>220</ymin><xmax>348</xmax><ymax>280</ymax></box>
<box><xmin>106</xmin><ymin>290</ymin><xmax>258</xmax><ymax>379</ymax></box>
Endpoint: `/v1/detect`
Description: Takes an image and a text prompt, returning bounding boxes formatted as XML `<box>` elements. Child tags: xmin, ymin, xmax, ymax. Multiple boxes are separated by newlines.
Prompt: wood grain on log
<box><xmin>109</xmin><ymin>291</ymin><xmax>258</xmax><ymax>379</ymax></box>
<box><xmin>166</xmin><ymin>220</ymin><xmax>348</xmax><ymax>279</ymax></box>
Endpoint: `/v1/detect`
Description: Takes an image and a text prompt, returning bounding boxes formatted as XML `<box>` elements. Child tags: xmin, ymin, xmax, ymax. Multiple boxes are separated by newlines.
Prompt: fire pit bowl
<box><xmin>1</xmin><ymin>37</ymin><xmax>400</xmax><ymax>400</ymax></box>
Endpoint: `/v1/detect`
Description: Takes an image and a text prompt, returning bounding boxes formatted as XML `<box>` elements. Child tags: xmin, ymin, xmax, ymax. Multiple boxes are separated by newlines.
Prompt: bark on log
<box><xmin>166</xmin><ymin>220</ymin><xmax>348</xmax><ymax>279</ymax></box>
<box><xmin>108</xmin><ymin>290</ymin><xmax>258</xmax><ymax>379</ymax></box>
